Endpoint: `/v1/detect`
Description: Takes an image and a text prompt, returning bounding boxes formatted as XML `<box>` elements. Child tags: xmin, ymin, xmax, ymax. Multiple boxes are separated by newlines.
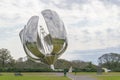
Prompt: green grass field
<box><xmin>96</xmin><ymin>72</ymin><xmax>120</xmax><ymax>80</ymax></box>
<box><xmin>72</xmin><ymin>72</ymin><xmax>120</xmax><ymax>80</ymax></box>
<box><xmin>97</xmin><ymin>76</ymin><xmax>120</xmax><ymax>80</ymax></box>
<box><xmin>0</xmin><ymin>72</ymin><xmax>120</xmax><ymax>80</ymax></box>
<box><xmin>0</xmin><ymin>72</ymin><xmax>70</xmax><ymax>80</ymax></box>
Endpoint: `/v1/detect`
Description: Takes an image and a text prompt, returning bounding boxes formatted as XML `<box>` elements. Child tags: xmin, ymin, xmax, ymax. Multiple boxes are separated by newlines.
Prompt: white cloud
<box><xmin>66</xmin><ymin>0</ymin><xmax>120</xmax><ymax>51</ymax></box>
<box><xmin>0</xmin><ymin>36</ymin><xmax>26</xmax><ymax>59</ymax></box>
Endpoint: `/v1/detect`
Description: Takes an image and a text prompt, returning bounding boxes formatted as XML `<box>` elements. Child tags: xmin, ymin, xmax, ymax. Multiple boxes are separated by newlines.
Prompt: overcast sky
<box><xmin>0</xmin><ymin>0</ymin><xmax>120</xmax><ymax>64</ymax></box>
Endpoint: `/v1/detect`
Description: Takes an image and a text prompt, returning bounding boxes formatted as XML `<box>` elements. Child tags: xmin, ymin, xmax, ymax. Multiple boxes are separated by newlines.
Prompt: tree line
<box><xmin>0</xmin><ymin>48</ymin><xmax>120</xmax><ymax>72</ymax></box>
<box><xmin>98</xmin><ymin>53</ymin><xmax>120</xmax><ymax>72</ymax></box>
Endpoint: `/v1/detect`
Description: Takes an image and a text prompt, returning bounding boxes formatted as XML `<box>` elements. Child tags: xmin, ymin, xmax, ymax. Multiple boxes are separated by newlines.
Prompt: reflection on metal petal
<box><xmin>19</xmin><ymin>9</ymin><xmax>68</xmax><ymax>70</ymax></box>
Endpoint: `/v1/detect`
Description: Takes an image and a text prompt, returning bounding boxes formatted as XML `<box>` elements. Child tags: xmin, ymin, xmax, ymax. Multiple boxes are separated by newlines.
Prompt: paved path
<box><xmin>55</xmin><ymin>73</ymin><xmax>97</xmax><ymax>80</ymax></box>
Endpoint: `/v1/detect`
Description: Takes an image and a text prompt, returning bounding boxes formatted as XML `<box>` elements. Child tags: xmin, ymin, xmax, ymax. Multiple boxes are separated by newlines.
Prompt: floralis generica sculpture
<box><xmin>19</xmin><ymin>9</ymin><xmax>68</xmax><ymax>70</ymax></box>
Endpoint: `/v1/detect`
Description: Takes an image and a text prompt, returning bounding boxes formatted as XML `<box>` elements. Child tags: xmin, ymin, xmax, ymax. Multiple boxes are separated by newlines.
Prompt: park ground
<box><xmin>0</xmin><ymin>72</ymin><xmax>120</xmax><ymax>80</ymax></box>
<box><xmin>0</xmin><ymin>72</ymin><xmax>69</xmax><ymax>80</ymax></box>
<box><xmin>71</xmin><ymin>72</ymin><xmax>120</xmax><ymax>80</ymax></box>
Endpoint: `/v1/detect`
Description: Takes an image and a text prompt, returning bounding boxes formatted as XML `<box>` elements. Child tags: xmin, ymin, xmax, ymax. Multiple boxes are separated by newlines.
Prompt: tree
<box><xmin>7</xmin><ymin>58</ymin><xmax>15</xmax><ymax>68</ymax></box>
<box><xmin>84</xmin><ymin>62</ymin><xmax>97</xmax><ymax>72</ymax></box>
<box><xmin>54</xmin><ymin>59</ymin><xmax>72</xmax><ymax>69</ymax></box>
<box><xmin>0</xmin><ymin>48</ymin><xmax>13</xmax><ymax>68</ymax></box>
<box><xmin>98</xmin><ymin>53</ymin><xmax>120</xmax><ymax>71</ymax></box>
<box><xmin>15</xmin><ymin>57</ymin><xmax>49</xmax><ymax>69</ymax></box>
<box><xmin>71</xmin><ymin>60</ymin><xmax>88</xmax><ymax>69</ymax></box>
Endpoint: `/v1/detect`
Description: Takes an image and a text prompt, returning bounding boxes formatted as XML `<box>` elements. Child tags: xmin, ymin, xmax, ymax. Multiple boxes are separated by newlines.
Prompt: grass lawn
<box><xmin>0</xmin><ymin>72</ymin><xmax>70</xmax><ymax>80</ymax></box>
<box><xmin>96</xmin><ymin>72</ymin><xmax>120</xmax><ymax>80</ymax></box>
<box><xmin>96</xmin><ymin>76</ymin><xmax>120</xmax><ymax>80</ymax></box>
<box><xmin>1</xmin><ymin>72</ymin><xmax>120</xmax><ymax>80</ymax></box>
<box><xmin>72</xmin><ymin>72</ymin><xmax>120</xmax><ymax>80</ymax></box>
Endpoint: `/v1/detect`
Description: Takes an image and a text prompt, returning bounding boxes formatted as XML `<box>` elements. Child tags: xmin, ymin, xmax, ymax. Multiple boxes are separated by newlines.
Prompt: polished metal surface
<box><xmin>19</xmin><ymin>9</ymin><xmax>68</xmax><ymax>69</ymax></box>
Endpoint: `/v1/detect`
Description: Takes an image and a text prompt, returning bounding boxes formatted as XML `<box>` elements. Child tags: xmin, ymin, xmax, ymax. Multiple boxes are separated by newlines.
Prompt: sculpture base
<box><xmin>50</xmin><ymin>64</ymin><xmax>55</xmax><ymax>70</ymax></box>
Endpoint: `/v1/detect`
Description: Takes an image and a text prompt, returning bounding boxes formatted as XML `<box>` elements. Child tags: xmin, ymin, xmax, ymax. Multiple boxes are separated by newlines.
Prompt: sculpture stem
<box><xmin>50</xmin><ymin>64</ymin><xmax>55</xmax><ymax>70</ymax></box>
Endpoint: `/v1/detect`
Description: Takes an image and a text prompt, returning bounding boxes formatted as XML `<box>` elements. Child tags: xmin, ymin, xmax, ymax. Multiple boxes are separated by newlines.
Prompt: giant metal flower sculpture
<box><xmin>19</xmin><ymin>9</ymin><xmax>68</xmax><ymax>70</ymax></box>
